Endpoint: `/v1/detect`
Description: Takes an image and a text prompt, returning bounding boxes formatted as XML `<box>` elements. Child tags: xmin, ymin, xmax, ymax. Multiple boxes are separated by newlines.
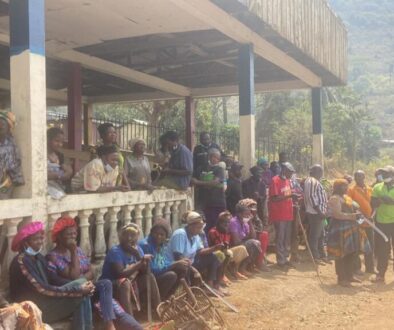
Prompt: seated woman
<box><xmin>126</xmin><ymin>138</ymin><xmax>154</xmax><ymax>191</ymax></box>
<box><xmin>96</xmin><ymin>123</ymin><xmax>128</xmax><ymax>186</ymax></box>
<box><xmin>327</xmin><ymin>179</ymin><xmax>370</xmax><ymax>287</ymax></box>
<box><xmin>241</xmin><ymin>198</ymin><xmax>271</xmax><ymax>272</ymax></box>
<box><xmin>46</xmin><ymin>216</ymin><xmax>142</xmax><ymax>330</ymax></box>
<box><xmin>169</xmin><ymin>211</ymin><xmax>224</xmax><ymax>295</ymax></box>
<box><xmin>100</xmin><ymin>224</ymin><xmax>160</xmax><ymax>317</ymax></box>
<box><xmin>208</xmin><ymin>211</ymin><xmax>249</xmax><ymax>282</ymax></box>
<box><xmin>71</xmin><ymin>145</ymin><xmax>129</xmax><ymax>193</ymax></box>
<box><xmin>9</xmin><ymin>221</ymin><xmax>95</xmax><ymax>329</ymax></box>
<box><xmin>138</xmin><ymin>218</ymin><xmax>189</xmax><ymax>300</ymax></box>
<box><xmin>229</xmin><ymin>201</ymin><xmax>263</xmax><ymax>274</ymax></box>
<box><xmin>0</xmin><ymin>111</ymin><xmax>24</xmax><ymax>199</ymax></box>
<box><xmin>47</xmin><ymin>127</ymin><xmax>73</xmax><ymax>198</ymax></box>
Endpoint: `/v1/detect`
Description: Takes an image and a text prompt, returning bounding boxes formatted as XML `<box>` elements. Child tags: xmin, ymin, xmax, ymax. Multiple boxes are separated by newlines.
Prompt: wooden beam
<box><xmin>0</xmin><ymin>78</ymin><xmax>67</xmax><ymax>102</ymax></box>
<box><xmin>1</xmin><ymin>32</ymin><xmax>191</xmax><ymax>97</ymax></box>
<box><xmin>87</xmin><ymin>80</ymin><xmax>307</xmax><ymax>104</ymax></box>
<box><xmin>169</xmin><ymin>0</ymin><xmax>322</xmax><ymax>87</ymax></box>
<box><xmin>53</xmin><ymin>50</ymin><xmax>191</xmax><ymax>97</ymax></box>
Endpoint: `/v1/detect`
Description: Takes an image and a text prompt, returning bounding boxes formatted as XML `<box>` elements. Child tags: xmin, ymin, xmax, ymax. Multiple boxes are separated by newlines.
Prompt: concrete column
<box><xmin>311</xmin><ymin>88</ymin><xmax>324</xmax><ymax>166</ymax></box>
<box><xmin>83</xmin><ymin>103</ymin><xmax>94</xmax><ymax>146</ymax></box>
<box><xmin>68</xmin><ymin>63</ymin><xmax>82</xmax><ymax>150</ymax></box>
<box><xmin>238</xmin><ymin>44</ymin><xmax>255</xmax><ymax>172</ymax></box>
<box><xmin>10</xmin><ymin>0</ymin><xmax>47</xmax><ymax>218</ymax></box>
<box><xmin>185</xmin><ymin>96</ymin><xmax>195</xmax><ymax>151</ymax></box>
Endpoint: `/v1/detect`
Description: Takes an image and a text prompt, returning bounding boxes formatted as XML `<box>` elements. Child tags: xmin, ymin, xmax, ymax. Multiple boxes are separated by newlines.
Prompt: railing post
<box><xmin>47</xmin><ymin>213</ymin><xmax>61</xmax><ymax>251</ymax></box>
<box><xmin>79</xmin><ymin>209</ymin><xmax>92</xmax><ymax>258</ymax></box>
<box><xmin>171</xmin><ymin>201</ymin><xmax>182</xmax><ymax>231</ymax></box>
<box><xmin>164</xmin><ymin>202</ymin><xmax>172</xmax><ymax>223</ymax></box>
<box><xmin>108</xmin><ymin>207</ymin><xmax>121</xmax><ymax>249</ymax></box>
<box><xmin>122</xmin><ymin>205</ymin><xmax>134</xmax><ymax>227</ymax></box>
<box><xmin>1</xmin><ymin>218</ymin><xmax>21</xmax><ymax>286</ymax></box>
<box><xmin>155</xmin><ymin>202</ymin><xmax>165</xmax><ymax>221</ymax></box>
<box><xmin>144</xmin><ymin>203</ymin><xmax>154</xmax><ymax>237</ymax></box>
<box><xmin>94</xmin><ymin>208</ymin><xmax>108</xmax><ymax>260</ymax></box>
<box><xmin>134</xmin><ymin>205</ymin><xmax>143</xmax><ymax>239</ymax></box>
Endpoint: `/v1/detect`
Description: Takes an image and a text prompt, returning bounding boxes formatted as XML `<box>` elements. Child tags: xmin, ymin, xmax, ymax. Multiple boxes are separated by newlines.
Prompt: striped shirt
<box><xmin>304</xmin><ymin>176</ymin><xmax>327</xmax><ymax>215</ymax></box>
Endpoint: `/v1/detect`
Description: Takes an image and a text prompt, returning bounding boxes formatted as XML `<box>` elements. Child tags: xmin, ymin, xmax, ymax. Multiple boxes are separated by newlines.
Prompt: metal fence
<box><xmin>47</xmin><ymin>112</ymin><xmax>311</xmax><ymax>173</ymax></box>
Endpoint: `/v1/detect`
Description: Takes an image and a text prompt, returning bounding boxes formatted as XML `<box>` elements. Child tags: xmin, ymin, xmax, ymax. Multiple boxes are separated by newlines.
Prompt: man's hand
<box><xmin>81</xmin><ymin>281</ymin><xmax>95</xmax><ymax>296</ymax></box>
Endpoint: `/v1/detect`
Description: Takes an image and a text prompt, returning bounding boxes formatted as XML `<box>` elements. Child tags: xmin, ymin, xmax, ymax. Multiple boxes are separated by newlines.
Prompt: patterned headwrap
<box><xmin>183</xmin><ymin>211</ymin><xmax>204</xmax><ymax>225</ymax></box>
<box><xmin>11</xmin><ymin>221</ymin><xmax>44</xmax><ymax>252</ymax></box>
<box><xmin>51</xmin><ymin>216</ymin><xmax>77</xmax><ymax>242</ymax></box>
<box><xmin>0</xmin><ymin>111</ymin><xmax>16</xmax><ymax>132</ymax></box>
<box><xmin>333</xmin><ymin>179</ymin><xmax>348</xmax><ymax>191</ymax></box>
<box><xmin>121</xmin><ymin>223</ymin><xmax>140</xmax><ymax>235</ymax></box>
<box><xmin>128</xmin><ymin>138</ymin><xmax>145</xmax><ymax>151</ymax></box>
<box><xmin>238</xmin><ymin>198</ymin><xmax>257</xmax><ymax>210</ymax></box>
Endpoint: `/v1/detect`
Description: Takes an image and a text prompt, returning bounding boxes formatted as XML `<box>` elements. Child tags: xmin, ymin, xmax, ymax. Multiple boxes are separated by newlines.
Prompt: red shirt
<box><xmin>268</xmin><ymin>176</ymin><xmax>293</xmax><ymax>222</ymax></box>
<box><xmin>208</xmin><ymin>227</ymin><xmax>231</xmax><ymax>246</ymax></box>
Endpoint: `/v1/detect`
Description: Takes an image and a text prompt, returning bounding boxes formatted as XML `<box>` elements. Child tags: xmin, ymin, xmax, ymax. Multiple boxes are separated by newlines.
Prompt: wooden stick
<box><xmin>296</xmin><ymin>208</ymin><xmax>324</xmax><ymax>285</ymax></box>
<box><xmin>147</xmin><ymin>263</ymin><xmax>152</xmax><ymax>324</ymax></box>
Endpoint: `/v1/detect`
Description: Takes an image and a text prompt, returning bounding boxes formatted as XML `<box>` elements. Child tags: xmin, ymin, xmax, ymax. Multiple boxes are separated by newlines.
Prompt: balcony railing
<box><xmin>0</xmin><ymin>189</ymin><xmax>192</xmax><ymax>291</ymax></box>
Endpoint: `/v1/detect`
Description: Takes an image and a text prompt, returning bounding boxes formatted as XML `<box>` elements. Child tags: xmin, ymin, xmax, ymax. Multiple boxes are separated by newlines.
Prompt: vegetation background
<box><xmin>90</xmin><ymin>0</ymin><xmax>394</xmax><ymax>177</ymax></box>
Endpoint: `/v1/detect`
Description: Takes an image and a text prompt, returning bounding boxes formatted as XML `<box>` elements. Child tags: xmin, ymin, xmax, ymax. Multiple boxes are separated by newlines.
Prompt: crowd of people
<box><xmin>2</xmin><ymin>110</ymin><xmax>394</xmax><ymax>328</ymax></box>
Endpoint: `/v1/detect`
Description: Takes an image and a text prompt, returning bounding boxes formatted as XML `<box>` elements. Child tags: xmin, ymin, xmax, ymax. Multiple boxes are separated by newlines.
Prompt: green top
<box><xmin>372</xmin><ymin>182</ymin><xmax>394</xmax><ymax>224</ymax></box>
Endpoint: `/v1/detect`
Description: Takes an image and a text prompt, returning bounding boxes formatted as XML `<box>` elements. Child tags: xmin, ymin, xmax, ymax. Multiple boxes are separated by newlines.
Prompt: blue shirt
<box><xmin>138</xmin><ymin>236</ymin><xmax>172</xmax><ymax>276</ymax></box>
<box><xmin>100</xmin><ymin>244</ymin><xmax>144</xmax><ymax>281</ymax></box>
<box><xmin>168</xmin><ymin>144</ymin><xmax>193</xmax><ymax>190</ymax></box>
<box><xmin>169</xmin><ymin>228</ymin><xmax>203</xmax><ymax>263</ymax></box>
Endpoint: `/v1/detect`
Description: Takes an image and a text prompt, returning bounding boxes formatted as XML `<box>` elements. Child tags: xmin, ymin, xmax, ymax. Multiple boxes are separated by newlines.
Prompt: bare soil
<box><xmin>216</xmin><ymin>250</ymin><xmax>394</xmax><ymax>330</ymax></box>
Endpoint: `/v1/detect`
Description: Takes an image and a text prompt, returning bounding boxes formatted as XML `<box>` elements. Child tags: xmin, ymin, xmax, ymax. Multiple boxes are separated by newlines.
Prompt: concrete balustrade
<box><xmin>0</xmin><ymin>188</ymin><xmax>192</xmax><ymax>292</ymax></box>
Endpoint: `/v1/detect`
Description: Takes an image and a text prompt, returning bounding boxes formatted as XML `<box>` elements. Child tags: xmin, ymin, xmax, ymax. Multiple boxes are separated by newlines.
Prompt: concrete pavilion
<box><xmin>0</xmin><ymin>0</ymin><xmax>347</xmax><ymax>288</ymax></box>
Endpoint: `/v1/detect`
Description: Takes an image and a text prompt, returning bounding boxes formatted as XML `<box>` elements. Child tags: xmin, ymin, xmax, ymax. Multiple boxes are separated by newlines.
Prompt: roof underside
<box><xmin>0</xmin><ymin>0</ymin><xmax>347</xmax><ymax>103</ymax></box>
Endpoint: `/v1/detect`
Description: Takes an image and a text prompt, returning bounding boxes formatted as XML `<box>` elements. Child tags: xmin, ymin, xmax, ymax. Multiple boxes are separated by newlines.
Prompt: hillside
<box><xmin>328</xmin><ymin>0</ymin><xmax>394</xmax><ymax>138</ymax></box>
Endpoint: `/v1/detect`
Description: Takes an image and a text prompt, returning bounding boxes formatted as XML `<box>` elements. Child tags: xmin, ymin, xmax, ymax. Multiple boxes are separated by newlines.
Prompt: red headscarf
<box><xmin>51</xmin><ymin>216</ymin><xmax>77</xmax><ymax>242</ymax></box>
<box><xmin>11</xmin><ymin>221</ymin><xmax>44</xmax><ymax>252</ymax></box>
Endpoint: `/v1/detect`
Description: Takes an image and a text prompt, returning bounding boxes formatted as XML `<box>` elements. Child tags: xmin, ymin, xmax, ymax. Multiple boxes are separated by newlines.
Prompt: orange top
<box><xmin>347</xmin><ymin>184</ymin><xmax>372</xmax><ymax>218</ymax></box>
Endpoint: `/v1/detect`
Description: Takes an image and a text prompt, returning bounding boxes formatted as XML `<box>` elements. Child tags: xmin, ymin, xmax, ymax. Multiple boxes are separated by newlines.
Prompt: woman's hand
<box><xmin>80</xmin><ymin>281</ymin><xmax>95</xmax><ymax>296</ymax></box>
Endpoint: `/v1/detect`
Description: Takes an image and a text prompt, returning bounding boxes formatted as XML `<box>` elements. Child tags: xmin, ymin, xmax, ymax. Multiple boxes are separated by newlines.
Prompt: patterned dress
<box><xmin>327</xmin><ymin>195</ymin><xmax>371</xmax><ymax>258</ymax></box>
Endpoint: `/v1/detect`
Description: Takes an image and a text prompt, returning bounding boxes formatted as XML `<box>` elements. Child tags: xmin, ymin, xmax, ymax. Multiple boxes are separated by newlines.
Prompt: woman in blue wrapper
<box><xmin>138</xmin><ymin>218</ymin><xmax>189</xmax><ymax>300</ymax></box>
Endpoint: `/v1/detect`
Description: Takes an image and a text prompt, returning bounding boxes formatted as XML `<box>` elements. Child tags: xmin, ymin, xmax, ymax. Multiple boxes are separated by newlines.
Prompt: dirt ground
<box><xmin>216</xmin><ymin>250</ymin><xmax>394</xmax><ymax>330</ymax></box>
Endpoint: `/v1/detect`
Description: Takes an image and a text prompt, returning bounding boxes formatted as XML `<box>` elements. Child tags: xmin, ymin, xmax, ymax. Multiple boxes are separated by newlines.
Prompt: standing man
<box><xmin>242</xmin><ymin>166</ymin><xmax>266</xmax><ymax>222</ymax></box>
<box><xmin>347</xmin><ymin>170</ymin><xmax>375</xmax><ymax>274</ymax></box>
<box><xmin>193</xmin><ymin>132</ymin><xmax>223</xmax><ymax>179</ymax></box>
<box><xmin>226</xmin><ymin>162</ymin><xmax>244</xmax><ymax>214</ymax></box>
<box><xmin>157</xmin><ymin>131</ymin><xmax>193</xmax><ymax>190</ymax></box>
<box><xmin>269</xmin><ymin>162</ymin><xmax>295</xmax><ymax>269</ymax></box>
<box><xmin>191</xmin><ymin>149</ymin><xmax>226</xmax><ymax>233</ymax></box>
<box><xmin>304</xmin><ymin>165</ymin><xmax>328</xmax><ymax>265</ymax></box>
<box><xmin>193</xmin><ymin>132</ymin><xmax>224</xmax><ymax>209</ymax></box>
<box><xmin>371</xmin><ymin>166</ymin><xmax>394</xmax><ymax>283</ymax></box>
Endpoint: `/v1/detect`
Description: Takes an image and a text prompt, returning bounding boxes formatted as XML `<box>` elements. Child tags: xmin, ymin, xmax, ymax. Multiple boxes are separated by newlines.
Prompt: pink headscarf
<box><xmin>11</xmin><ymin>221</ymin><xmax>44</xmax><ymax>252</ymax></box>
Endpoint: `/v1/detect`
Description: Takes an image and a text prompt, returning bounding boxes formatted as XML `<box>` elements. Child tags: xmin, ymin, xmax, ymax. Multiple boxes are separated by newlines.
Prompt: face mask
<box><xmin>25</xmin><ymin>246</ymin><xmax>41</xmax><ymax>256</ymax></box>
<box><xmin>104</xmin><ymin>163</ymin><xmax>113</xmax><ymax>173</ymax></box>
<box><xmin>383</xmin><ymin>177</ymin><xmax>393</xmax><ymax>184</ymax></box>
<box><xmin>377</xmin><ymin>175</ymin><xmax>383</xmax><ymax>182</ymax></box>
<box><xmin>243</xmin><ymin>217</ymin><xmax>250</xmax><ymax>224</ymax></box>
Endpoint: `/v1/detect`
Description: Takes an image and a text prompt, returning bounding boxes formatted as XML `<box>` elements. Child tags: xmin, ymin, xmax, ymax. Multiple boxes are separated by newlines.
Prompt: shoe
<box><xmin>285</xmin><ymin>261</ymin><xmax>296</xmax><ymax>269</ymax></box>
<box><xmin>371</xmin><ymin>275</ymin><xmax>385</xmax><ymax>283</ymax></box>
<box><xmin>315</xmin><ymin>259</ymin><xmax>326</xmax><ymax>266</ymax></box>
<box><xmin>276</xmin><ymin>263</ymin><xmax>288</xmax><ymax>271</ymax></box>
<box><xmin>338</xmin><ymin>280</ymin><xmax>352</xmax><ymax>287</ymax></box>
<box><xmin>349</xmin><ymin>277</ymin><xmax>362</xmax><ymax>283</ymax></box>
<box><xmin>290</xmin><ymin>255</ymin><xmax>301</xmax><ymax>264</ymax></box>
<box><xmin>235</xmin><ymin>272</ymin><xmax>248</xmax><ymax>280</ymax></box>
<box><xmin>365</xmin><ymin>269</ymin><xmax>377</xmax><ymax>275</ymax></box>
<box><xmin>322</xmin><ymin>257</ymin><xmax>333</xmax><ymax>265</ymax></box>
<box><xmin>258</xmin><ymin>264</ymin><xmax>272</xmax><ymax>272</ymax></box>
<box><xmin>354</xmin><ymin>270</ymin><xmax>364</xmax><ymax>276</ymax></box>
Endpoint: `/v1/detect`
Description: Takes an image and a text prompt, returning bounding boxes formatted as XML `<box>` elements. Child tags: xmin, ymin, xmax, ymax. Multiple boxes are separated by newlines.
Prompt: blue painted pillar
<box><xmin>238</xmin><ymin>44</ymin><xmax>255</xmax><ymax>171</ymax></box>
<box><xmin>311</xmin><ymin>88</ymin><xmax>324</xmax><ymax>166</ymax></box>
<box><xmin>9</xmin><ymin>0</ymin><xmax>47</xmax><ymax>216</ymax></box>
